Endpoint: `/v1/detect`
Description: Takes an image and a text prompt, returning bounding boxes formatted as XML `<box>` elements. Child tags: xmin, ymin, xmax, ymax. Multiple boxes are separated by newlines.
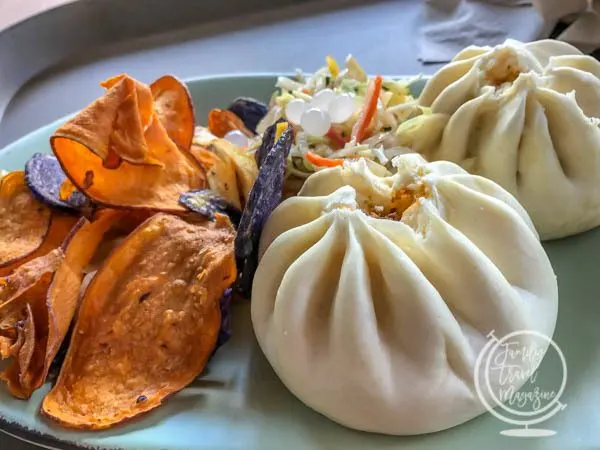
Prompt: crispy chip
<box><xmin>190</xmin><ymin>144</ymin><xmax>241</xmax><ymax>209</ymax></box>
<box><xmin>227</xmin><ymin>97</ymin><xmax>267</xmax><ymax>134</ymax></box>
<box><xmin>5</xmin><ymin>213</ymin><xmax>81</xmax><ymax>276</ymax></box>
<box><xmin>151</xmin><ymin>75</ymin><xmax>195</xmax><ymax>151</ymax></box>
<box><xmin>208</xmin><ymin>109</ymin><xmax>253</xmax><ymax>138</ymax></box>
<box><xmin>0</xmin><ymin>172</ymin><xmax>78</xmax><ymax>277</ymax></box>
<box><xmin>47</xmin><ymin>210</ymin><xmax>151</xmax><ymax>382</ymax></box>
<box><xmin>44</xmin><ymin>210</ymin><xmax>140</xmax><ymax>380</ymax></box>
<box><xmin>235</xmin><ymin>127</ymin><xmax>294</xmax><ymax>297</ymax></box>
<box><xmin>179</xmin><ymin>189</ymin><xmax>241</xmax><ymax>226</ymax></box>
<box><xmin>192</xmin><ymin>127</ymin><xmax>258</xmax><ymax>208</ymax></box>
<box><xmin>0</xmin><ymin>210</ymin><xmax>136</xmax><ymax>399</ymax></box>
<box><xmin>51</xmin><ymin>75</ymin><xmax>205</xmax><ymax>212</ymax></box>
<box><xmin>255</xmin><ymin>118</ymin><xmax>286</xmax><ymax>168</ymax></box>
<box><xmin>42</xmin><ymin>213</ymin><xmax>236</xmax><ymax>430</ymax></box>
<box><xmin>25</xmin><ymin>153</ymin><xmax>89</xmax><ymax>211</ymax></box>
<box><xmin>0</xmin><ymin>250</ymin><xmax>64</xmax><ymax>398</ymax></box>
<box><xmin>0</xmin><ymin>171</ymin><xmax>51</xmax><ymax>266</ymax></box>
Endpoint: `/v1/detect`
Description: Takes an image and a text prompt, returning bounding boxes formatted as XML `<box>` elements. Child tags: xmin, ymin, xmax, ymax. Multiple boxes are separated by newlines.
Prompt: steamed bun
<box><xmin>400</xmin><ymin>39</ymin><xmax>600</xmax><ymax>240</ymax></box>
<box><xmin>252</xmin><ymin>155</ymin><xmax>558</xmax><ymax>435</ymax></box>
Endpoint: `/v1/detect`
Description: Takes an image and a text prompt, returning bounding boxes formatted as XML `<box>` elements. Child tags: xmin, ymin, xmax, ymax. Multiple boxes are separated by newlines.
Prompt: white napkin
<box><xmin>530</xmin><ymin>0</ymin><xmax>587</xmax><ymax>23</ymax></box>
<box><xmin>419</xmin><ymin>0</ymin><xmax>544</xmax><ymax>63</ymax></box>
<box><xmin>555</xmin><ymin>1</ymin><xmax>600</xmax><ymax>53</ymax></box>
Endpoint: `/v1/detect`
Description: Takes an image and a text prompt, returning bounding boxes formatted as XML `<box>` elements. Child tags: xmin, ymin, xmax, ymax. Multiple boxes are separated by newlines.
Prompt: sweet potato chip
<box><xmin>0</xmin><ymin>171</ymin><xmax>78</xmax><ymax>277</ymax></box>
<box><xmin>0</xmin><ymin>171</ymin><xmax>51</xmax><ymax>265</ymax></box>
<box><xmin>0</xmin><ymin>210</ymin><xmax>137</xmax><ymax>399</ymax></box>
<box><xmin>0</xmin><ymin>249</ymin><xmax>64</xmax><ymax>398</ymax></box>
<box><xmin>151</xmin><ymin>75</ymin><xmax>195</xmax><ymax>151</ymax></box>
<box><xmin>42</xmin><ymin>213</ymin><xmax>236</xmax><ymax>430</ymax></box>
<box><xmin>208</xmin><ymin>109</ymin><xmax>253</xmax><ymax>138</ymax></box>
<box><xmin>192</xmin><ymin>127</ymin><xmax>258</xmax><ymax>208</ymax></box>
<box><xmin>46</xmin><ymin>211</ymin><xmax>151</xmax><ymax>382</ymax></box>
<box><xmin>44</xmin><ymin>210</ymin><xmax>140</xmax><ymax>380</ymax></box>
<box><xmin>51</xmin><ymin>75</ymin><xmax>205</xmax><ymax>212</ymax></box>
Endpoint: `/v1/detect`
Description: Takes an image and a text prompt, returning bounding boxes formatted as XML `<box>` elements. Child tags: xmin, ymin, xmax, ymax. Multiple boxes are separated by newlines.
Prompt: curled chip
<box><xmin>227</xmin><ymin>97</ymin><xmax>268</xmax><ymax>134</ymax></box>
<box><xmin>51</xmin><ymin>74</ymin><xmax>205</xmax><ymax>212</ymax></box>
<box><xmin>190</xmin><ymin>142</ymin><xmax>241</xmax><ymax>209</ymax></box>
<box><xmin>42</xmin><ymin>213</ymin><xmax>236</xmax><ymax>430</ymax></box>
<box><xmin>25</xmin><ymin>153</ymin><xmax>89</xmax><ymax>211</ymax></box>
<box><xmin>0</xmin><ymin>250</ymin><xmax>64</xmax><ymax>398</ymax></box>
<box><xmin>0</xmin><ymin>210</ymin><xmax>133</xmax><ymax>399</ymax></box>
<box><xmin>0</xmin><ymin>171</ymin><xmax>78</xmax><ymax>276</ymax></box>
<box><xmin>179</xmin><ymin>189</ymin><xmax>241</xmax><ymax>227</ymax></box>
<box><xmin>208</xmin><ymin>109</ymin><xmax>253</xmax><ymax>139</ymax></box>
<box><xmin>191</xmin><ymin>127</ymin><xmax>258</xmax><ymax>209</ymax></box>
<box><xmin>150</xmin><ymin>75</ymin><xmax>195</xmax><ymax>151</ymax></box>
<box><xmin>235</xmin><ymin>126</ymin><xmax>294</xmax><ymax>297</ymax></box>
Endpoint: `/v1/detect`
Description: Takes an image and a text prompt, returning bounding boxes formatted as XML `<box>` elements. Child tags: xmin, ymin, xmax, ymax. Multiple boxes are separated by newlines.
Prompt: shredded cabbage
<box><xmin>263</xmin><ymin>55</ymin><xmax>423</xmax><ymax>177</ymax></box>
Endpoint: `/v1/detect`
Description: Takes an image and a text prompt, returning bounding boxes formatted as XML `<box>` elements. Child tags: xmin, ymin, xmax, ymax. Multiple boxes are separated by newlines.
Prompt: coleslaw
<box><xmin>252</xmin><ymin>55</ymin><xmax>430</xmax><ymax>180</ymax></box>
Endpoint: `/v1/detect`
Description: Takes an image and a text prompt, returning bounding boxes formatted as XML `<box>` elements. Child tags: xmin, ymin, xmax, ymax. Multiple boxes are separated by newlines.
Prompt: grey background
<box><xmin>0</xmin><ymin>0</ymin><xmax>438</xmax><ymax>448</ymax></box>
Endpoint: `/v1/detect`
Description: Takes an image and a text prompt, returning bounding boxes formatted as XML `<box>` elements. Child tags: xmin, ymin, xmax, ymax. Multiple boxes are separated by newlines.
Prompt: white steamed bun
<box><xmin>399</xmin><ymin>39</ymin><xmax>600</xmax><ymax>240</ymax></box>
<box><xmin>251</xmin><ymin>155</ymin><xmax>558</xmax><ymax>435</ymax></box>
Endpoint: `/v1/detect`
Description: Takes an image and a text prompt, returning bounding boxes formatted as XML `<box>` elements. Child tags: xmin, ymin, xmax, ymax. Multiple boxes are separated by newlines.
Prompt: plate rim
<box><xmin>0</xmin><ymin>422</ymin><xmax>92</xmax><ymax>450</ymax></box>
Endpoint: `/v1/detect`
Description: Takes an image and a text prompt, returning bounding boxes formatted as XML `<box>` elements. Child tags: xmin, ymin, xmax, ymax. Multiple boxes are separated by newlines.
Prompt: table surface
<box><xmin>0</xmin><ymin>0</ymin><xmax>465</xmax><ymax>448</ymax></box>
<box><xmin>0</xmin><ymin>0</ymin><xmax>447</xmax><ymax>148</ymax></box>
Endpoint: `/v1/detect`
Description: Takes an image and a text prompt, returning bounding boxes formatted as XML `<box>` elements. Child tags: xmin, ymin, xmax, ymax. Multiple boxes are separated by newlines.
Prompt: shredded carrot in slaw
<box><xmin>305</xmin><ymin>151</ymin><xmax>344</xmax><ymax>168</ymax></box>
<box><xmin>351</xmin><ymin>75</ymin><xmax>383</xmax><ymax>143</ymax></box>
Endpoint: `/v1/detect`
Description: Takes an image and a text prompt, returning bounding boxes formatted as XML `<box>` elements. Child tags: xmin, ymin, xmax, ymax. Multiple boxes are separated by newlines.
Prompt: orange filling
<box><xmin>484</xmin><ymin>49</ymin><xmax>522</xmax><ymax>87</ymax></box>
<box><xmin>364</xmin><ymin>182</ymin><xmax>430</xmax><ymax>221</ymax></box>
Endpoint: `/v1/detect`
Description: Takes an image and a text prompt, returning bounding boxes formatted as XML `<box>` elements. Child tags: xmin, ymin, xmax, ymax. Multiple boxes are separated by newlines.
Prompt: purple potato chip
<box><xmin>24</xmin><ymin>153</ymin><xmax>89</xmax><ymax>211</ymax></box>
<box><xmin>227</xmin><ymin>97</ymin><xmax>268</xmax><ymax>134</ymax></box>
<box><xmin>179</xmin><ymin>189</ymin><xmax>241</xmax><ymax>227</ymax></box>
<box><xmin>212</xmin><ymin>288</ymin><xmax>232</xmax><ymax>355</ymax></box>
<box><xmin>255</xmin><ymin>118</ymin><xmax>287</xmax><ymax>168</ymax></box>
<box><xmin>235</xmin><ymin>126</ymin><xmax>294</xmax><ymax>298</ymax></box>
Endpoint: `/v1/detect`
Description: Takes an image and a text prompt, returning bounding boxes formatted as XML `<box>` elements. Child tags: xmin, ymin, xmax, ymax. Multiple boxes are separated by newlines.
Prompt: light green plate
<box><xmin>0</xmin><ymin>75</ymin><xmax>597</xmax><ymax>450</ymax></box>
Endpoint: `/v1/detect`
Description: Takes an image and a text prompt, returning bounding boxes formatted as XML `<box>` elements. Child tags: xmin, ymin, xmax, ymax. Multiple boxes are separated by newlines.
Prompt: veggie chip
<box><xmin>255</xmin><ymin>118</ymin><xmax>287</xmax><ymax>168</ymax></box>
<box><xmin>0</xmin><ymin>210</ymin><xmax>134</xmax><ymax>399</ymax></box>
<box><xmin>51</xmin><ymin>75</ymin><xmax>205</xmax><ymax>212</ymax></box>
<box><xmin>208</xmin><ymin>109</ymin><xmax>253</xmax><ymax>139</ymax></box>
<box><xmin>0</xmin><ymin>250</ymin><xmax>64</xmax><ymax>398</ymax></box>
<box><xmin>179</xmin><ymin>189</ymin><xmax>241</xmax><ymax>226</ymax></box>
<box><xmin>227</xmin><ymin>97</ymin><xmax>268</xmax><ymax>134</ymax></box>
<box><xmin>215</xmin><ymin>288</ymin><xmax>233</xmax><ymax>353</ymax></box>
<box><xmin>25</xmin><ymin>153</ymin><xmax>88</xmax><ymax>211</ymax></box>
<box><xmin>191</xmin><ymin>127</ymin><xmax>258</xmax><ymax>209</ymax></box>
<box><xmin>235</xmin><ymin>126</ymin><xmax>294</xmax><ymax>297</ymax></box>
<box><xmin>150</xmin><ymin>75</ymin><xmax>195</xmax><ymax>151</ymax></box>
<box><xmin>0</xmin><ymin>171</ymin><xmax>77</xmax><ymax>276</ymax></box>
<box><xmin>42</xmin><ymin>214</ymin><xmax>236</xmax><ymax>430</ymax></box>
